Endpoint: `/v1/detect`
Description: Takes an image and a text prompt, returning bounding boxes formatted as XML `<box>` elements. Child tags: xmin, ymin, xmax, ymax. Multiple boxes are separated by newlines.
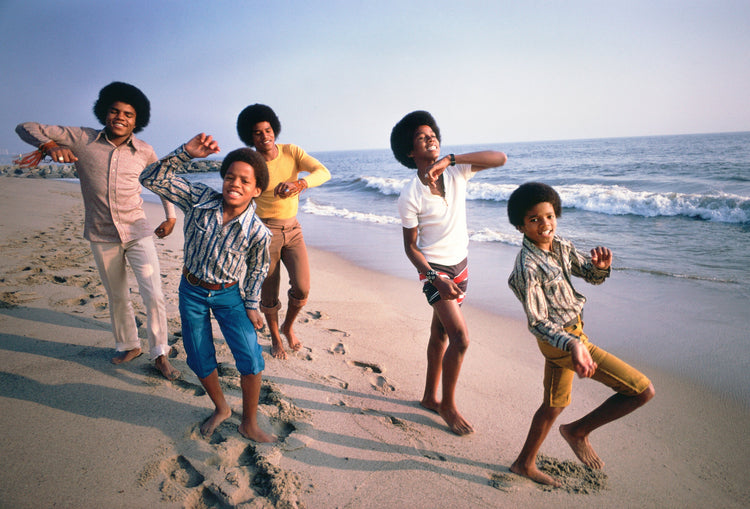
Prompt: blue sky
<box><xmin>1</xmin><ymin>0</ymin><xmax>748</xmax><ymax>156</ymax></box>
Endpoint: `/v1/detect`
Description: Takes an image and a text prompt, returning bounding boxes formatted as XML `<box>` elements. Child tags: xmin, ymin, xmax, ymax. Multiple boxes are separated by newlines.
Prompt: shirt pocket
<box><xmin>541</xmin><ymin>267</ymin><xmax>566</xmax><ymax>301</ymax></box>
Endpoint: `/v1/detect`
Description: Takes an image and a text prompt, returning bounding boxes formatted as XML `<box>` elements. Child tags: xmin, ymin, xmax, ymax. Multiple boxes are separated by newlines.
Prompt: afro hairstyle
<box><xmin>390</xmin><ymin>110</ymin><xmax>441</xmax><ymax>169</ymax></box>
<box><xmin>219</xmin><ymin>147</ymin><xmax>270</xmax><ymax>193</ymax></box>
<box><xmin>237</xmin><ymin>104</ymin><xmax>281</xmax><ymax>146</ymax></box>
<box><xmin>507</xmin><ymin>182</ymin><xmax>562</xmax><ymax>227</ymax></box>
<box><xmin>92</xmin><ymin>82</ymin><xmax>150</xmax><ymax>133</ymax></box>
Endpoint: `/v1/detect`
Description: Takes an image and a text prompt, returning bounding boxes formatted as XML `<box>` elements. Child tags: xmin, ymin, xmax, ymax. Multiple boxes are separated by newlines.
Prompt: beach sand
<box><xmin>1</xmin><ymin>177</ymin><xmax>748</xmax><ymax>508</ymax></box>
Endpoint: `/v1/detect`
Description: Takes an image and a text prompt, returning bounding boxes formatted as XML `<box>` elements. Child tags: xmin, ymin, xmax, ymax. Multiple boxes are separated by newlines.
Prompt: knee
<box><xmin>448</xmin><ymin>330</ymin><xmax>470</xmax><ymax>352</ymax></box>
<box><xmin>287</xmin><ymin>287</ymin><xmax>308</xmax><ymax>307</ymax></box>
<box><xmin>638</xmin><ymin>383</ymin><xmax>656</xmax><ymax>404</ymax></box>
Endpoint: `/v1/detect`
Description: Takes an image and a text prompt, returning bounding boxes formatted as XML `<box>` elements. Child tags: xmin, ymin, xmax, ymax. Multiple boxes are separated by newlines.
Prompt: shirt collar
<box><xmin>194</xmin><ymin>195</ymin><xmax>260</xmax><ymax>235</ymax></box>
<box><xmin>95</xmin><ymin>129</ymin><xmax>144</xmax><ymax>151</ymax></box>
<box><xmin>523</xmin><ymin>234</ymin><xmax>561</xmax><ymax>257</ymax></box>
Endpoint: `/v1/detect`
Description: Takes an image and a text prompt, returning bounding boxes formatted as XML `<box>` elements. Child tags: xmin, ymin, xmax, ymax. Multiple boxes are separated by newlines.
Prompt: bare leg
<box><xmin>280</xmin><ymin>302</ymin><xmax>303</xmax><ymax>353</ymax></box>
<box><xmin>432</xmin><ymin>300</ymin><xmax>473</xmax><ymax>435</ymax></box>
<box><xmin>560</xmin><ymin>383</ymin><xmax>655</xmax><ymax>469</ymax></box>
<box><xmin>198</xmin><ymin>369</ymin><xmax>232</xmax><ymax>437</ymax></box>
<box><xmin>154</xmin><ymin>354</ymin><xmax>181</xmax><ymax>381</ymax></box>
<box><xmin>111</xmin><ymin>347</ymin><xmax>142</xmax><ymax>364</ymax></box>
<box><xmin>510</xmin><ymin>403</ymin><xmax>565</xmax><ymax>487</ymax></box>
<box><xmin>420</xmin><ymin>312</ymin><xmax>447</xmax><ymax>413</ymax></box>
<box><xmin>264</xmin><ymin>309</ymin><xmax>288</xmax><ymax>360</ymax></box>
<box><xmin>237</xmin><ymin>373</ymin><xmax>277</xmax><ymax>443</ymax></box>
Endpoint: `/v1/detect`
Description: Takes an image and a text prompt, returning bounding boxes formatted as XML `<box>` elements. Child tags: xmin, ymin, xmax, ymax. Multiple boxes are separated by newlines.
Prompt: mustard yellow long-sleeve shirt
<box><xmin>255</xmin><ymin>143</ymin><xmax>331</xmax><ymax>219</ymax></box>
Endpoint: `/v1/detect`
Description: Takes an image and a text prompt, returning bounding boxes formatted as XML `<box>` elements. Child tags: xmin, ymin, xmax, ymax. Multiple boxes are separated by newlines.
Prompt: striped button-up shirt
<box><xmin>15</xmin><ymin>122</ymin><xmax>176</xmax><ymax>243</ymax></box>
<box><xmin>140</xmin><ymin>146</ymin><xmax>271</xmax><ymax>310</ymax></box>
<box><xmin>508</xmin><ymin>235</ymin><xmax>610</xmax><ymax>351</ymax></box>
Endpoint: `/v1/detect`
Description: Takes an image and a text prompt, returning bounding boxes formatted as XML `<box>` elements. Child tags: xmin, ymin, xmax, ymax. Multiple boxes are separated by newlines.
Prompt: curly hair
<box><xmin>219</xmin><ymin>147</ymin><xmax>270</xmax><ymax>193</ymax></box>
<box><xmin>507</xmin><ymin>182</ymin><xmax>562</xmax><ymax>227</ymax></box>
<box><xmin>390</xmin><ymin>110</ymin><xmax>441</xmax><ymax>169</ymax></box>
<box><xmin>92</xmin><ymin>82</ymin><xmax>150</xmax><ymax>132</ymax></box>
<box><xmin>236</xmin><ymin>104</ymin><xmax>281</xmax><ymax>146</ymax></box>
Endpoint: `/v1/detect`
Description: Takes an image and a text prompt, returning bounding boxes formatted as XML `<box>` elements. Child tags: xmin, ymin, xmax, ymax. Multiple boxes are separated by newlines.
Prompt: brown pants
<box><xmin>259</xmin><ymin>217</ymin><xmax>310</xmax><ymax>313</ymax></box>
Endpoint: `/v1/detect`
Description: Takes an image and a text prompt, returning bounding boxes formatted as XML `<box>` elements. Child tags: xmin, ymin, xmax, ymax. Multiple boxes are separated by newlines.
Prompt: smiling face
<box><xmin>251</xmin><ymin>121</ymin><xmax>277</xmax><ymax>157</ymax></box>
<box><xmin>517</xmin><ymin>201</ymin><xmax>557</xmax><ymax>251</ymax></box>
<box><xmin>104</xmin><ymin>101</ymin><xmax>137</xmax><ymax>144</ymax></box>
<box><xmin>222</xmin><ymin>161</ymin><xmax>263</xmax><ymax>213</ymax></box>
<box><xmin>409</xmin><ymin>125</ymin><xmax>440</xmax><ymax>163</ymax></box>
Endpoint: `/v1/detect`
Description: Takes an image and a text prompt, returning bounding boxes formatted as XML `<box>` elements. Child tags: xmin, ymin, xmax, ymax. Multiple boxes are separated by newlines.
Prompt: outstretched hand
<box><xmin>590</xmin><ymin>246</ymin><xmax>612</xmax><ymax>270</ymax></box>
<box><xmin>185</xmin><ymin>133</ymin><xmax>220</xmax><ymax>159</ymax></box>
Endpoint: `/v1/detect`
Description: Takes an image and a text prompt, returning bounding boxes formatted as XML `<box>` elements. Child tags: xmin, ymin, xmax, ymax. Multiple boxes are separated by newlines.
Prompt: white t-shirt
<box><xmin>398</xmin><ymin>164</ymin><xmax>474</xmax><ymax>265</ymax></box>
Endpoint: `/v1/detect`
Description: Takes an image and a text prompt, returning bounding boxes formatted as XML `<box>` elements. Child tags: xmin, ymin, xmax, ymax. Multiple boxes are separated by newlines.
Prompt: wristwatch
<box><xmin>425</xmin><ymin>269</ymin><xmax>438</xmax><ymax>283</ymax></box>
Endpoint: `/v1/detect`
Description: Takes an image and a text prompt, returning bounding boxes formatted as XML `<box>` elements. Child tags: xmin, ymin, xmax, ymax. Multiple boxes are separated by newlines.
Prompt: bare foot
<box><xmin>200</xmin><ymin>407</ymin><xmax>232</xmax><ymax>438</ymax></box>
<box><xmin>154</xmin><ymin>355</ymin><xmax>181</xmax><ymax>381</ymax></box>
<box><xmin>510</xmin><ymin>460</ymin><xmax>562</xmax><ymax>488</ymax></box>
<box><xmin>559</xmin><ymin>423</ymin><xmax>604</xmax><ymax>469</ymax></box>
<box><xmin>420</xmin><ymin>398</ymin><xmax>440</xmax><ymax>414</ymax></box>
<box><xmin>238</xmin><ymin>423</ymin><xmax>277</xmax><ymax>443</ymax></box>
<box><xmin>438</xmin><ymin>404</ymin><xmax>474</xmax><ymax>436</ymax></box>
<box><xmin>281</xmin><ymin>323</ymin><xmax>302</xmax><ymax>353</ymax></box>
<box><xmin>111</xmin><ymin>348</ymin><xmax>142</xmax><ymax>364</ymax></box>
<box><xmin>270</xmin><ymin>338</ymin><xmax>288</xmax><ymax>360</ymax></box>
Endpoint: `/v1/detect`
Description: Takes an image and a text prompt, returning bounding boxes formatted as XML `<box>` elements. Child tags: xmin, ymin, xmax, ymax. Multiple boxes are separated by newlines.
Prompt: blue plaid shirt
<box><xmin>140</xmin><ymin>145</ymin><xmax>271</xmax><ymax>309</ymax></box>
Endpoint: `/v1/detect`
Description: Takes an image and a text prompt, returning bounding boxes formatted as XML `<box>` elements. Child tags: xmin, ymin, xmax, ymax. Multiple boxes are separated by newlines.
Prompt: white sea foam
<box><xmin>361</xmin><ymin>176</ymin><xmax>749</xmax><ymax>223</ymax></box>
<box><xmin>301</xmin><ymin>199</ymin><xmax>401</xmax><ymax>225</ymax></box>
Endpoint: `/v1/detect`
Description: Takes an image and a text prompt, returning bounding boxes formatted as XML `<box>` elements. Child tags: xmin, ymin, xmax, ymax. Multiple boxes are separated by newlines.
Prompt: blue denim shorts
<box><xmin>179</xmin><ymin>276</ymin><xmax>265</xmax><ymax>378</ymax></box>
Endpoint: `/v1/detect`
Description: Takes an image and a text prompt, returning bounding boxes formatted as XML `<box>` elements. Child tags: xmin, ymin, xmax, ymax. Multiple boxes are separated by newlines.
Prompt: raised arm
<box><xmin>15</xmin><ymin>122</ymin><xmax>80</xmax><ymax>165</ymax></box>
<box><xmin>140</xmin><ymin>133</ymin><xmax>220</xmax><ymax>211</ymax></box>
<box><xmin>425</xmin><ymin>151</ymin><xmax>507</xmax><ymax>183</ymax></box>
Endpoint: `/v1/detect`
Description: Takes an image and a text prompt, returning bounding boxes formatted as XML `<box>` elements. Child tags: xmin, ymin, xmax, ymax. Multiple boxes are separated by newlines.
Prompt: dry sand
<box><xmin>0</xmin><ymin>177</ymin><xmax>748</xmax><ymax>508</ymax></box>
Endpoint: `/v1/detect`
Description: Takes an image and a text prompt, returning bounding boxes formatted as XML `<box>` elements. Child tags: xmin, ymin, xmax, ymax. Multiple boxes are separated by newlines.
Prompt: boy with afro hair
<box><xmin>506</xmin><ymin>182</ymin><xmax>655</xmax><ymax>487</ymax></box>
<box><xmin>392</xmin><ymin>110</ymin><xmax>507</xmax><ymax>435</ymax></box>
<box><xmin>16</xmin><ymin>81</ymin><xmax>180</xmax><ymax>380</ymax></box>
<box><xmin>236</xmin><ymin>103</ymin><xmax>331</xmax><ymax>360</ymax></box>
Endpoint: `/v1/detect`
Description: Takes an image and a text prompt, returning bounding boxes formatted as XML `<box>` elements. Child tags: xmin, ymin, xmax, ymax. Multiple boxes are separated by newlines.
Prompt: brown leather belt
<box><xmin>182</xmin><ymin>267</ymin><xmax>238</xmax><ymax>291</ymax></box>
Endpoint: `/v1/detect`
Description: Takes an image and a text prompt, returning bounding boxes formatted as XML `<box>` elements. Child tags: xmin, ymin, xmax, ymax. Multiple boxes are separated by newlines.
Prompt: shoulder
<box><xmin>398</xmin><ymin>176</ymin><xmax>421</xmax><ymax>201</ymax></box>
<box><xmin>444</xmin><ymin>164</ymin><xmax>473</xmax><ymax>182</ymax></box>
<box><xmin>129</xmin><ymin>135</ymin><xmax>156</xmax><ymax>155</ymax></box>
<box><xmin>279</xmin><ymin>143</ymin><xmax>304</xmax><ymax>157</ymax></box>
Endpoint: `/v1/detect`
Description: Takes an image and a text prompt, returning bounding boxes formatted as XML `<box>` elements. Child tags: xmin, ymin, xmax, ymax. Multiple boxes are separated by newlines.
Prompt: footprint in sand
<box><xmin>324</xmin><ymin>375</ymin><xmax>349</xmax><ymax>389</ymax></box>
<box><xmin>489</xmin><ymin>471</ymin><xmax>516</xmax><ymax>492</ymax></box>
<box><xmin>535</xmin><ymin>454</ymin><xmax>608</xmax><ymax>493</ymax></box>
<box><xmin>303</xmin><ymin>310</ymin><xmax>329</xmax><ymax>321</ymax></box>
<box><xmin>371</xmin><ymin>375</ymin><xmax>395</xmax><ymax>393</ymax></box>
<box><xmin>329</xmin><ymin>342</ymin><xmax>347</xmax><ymax>355</ymax></box>
<box><xmin>347</xmin><ymin>360</ymin><xmax>384</xmax><ymax>374</ymax></box>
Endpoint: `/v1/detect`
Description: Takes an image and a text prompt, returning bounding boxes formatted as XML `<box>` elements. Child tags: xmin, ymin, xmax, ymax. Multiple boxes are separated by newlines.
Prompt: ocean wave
<box><xmin>301</xmin><ymin>199</ymin><xmax>401</xmax><ymax>225</ymax></box>
<box><xmin>359</xmin><ymin>176</ymin><xmax>750</xmax><ymax>223</ymax></box>
<box><xmin>469</xmin><ymin>228</ymin><xmax>521</xmax><ymax>245</ymax></box>
<box><xmin>616</xmin><ymin>266</ymin><xmax>742</xmax><ymax>285</ymax></box>
<box><xmin>302</xmin><ymin>199</ymin><xmax>522</xmax><ymax>245</ymax></box>
<box><xmin>557</xmin><ymin>185</ymin><xmax>750</xmax><ymax>223</ymax></box>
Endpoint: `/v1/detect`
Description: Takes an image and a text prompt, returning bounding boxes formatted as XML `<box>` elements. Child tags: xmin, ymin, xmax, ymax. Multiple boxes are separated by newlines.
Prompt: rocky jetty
<box><xmin>0</xmin><ymin>159</ymin><xmax>221</xmax><ymax>179</ymax></box>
